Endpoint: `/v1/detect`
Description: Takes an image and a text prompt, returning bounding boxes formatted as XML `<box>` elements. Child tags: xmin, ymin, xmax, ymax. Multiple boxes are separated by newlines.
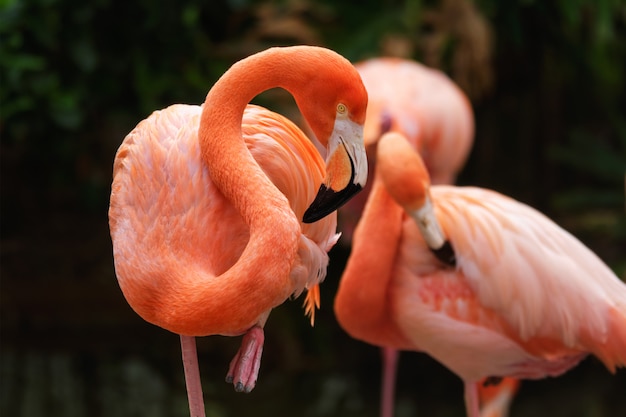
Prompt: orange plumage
<box><xmin>109</xmin><ymin>46</ymin><xmax>368</xmax><ymax>416</ymax></box>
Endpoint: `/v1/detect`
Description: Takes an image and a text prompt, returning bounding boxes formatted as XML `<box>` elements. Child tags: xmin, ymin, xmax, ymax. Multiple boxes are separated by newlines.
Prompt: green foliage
<box><xmin>1</xmin><ymin>0</ymin><xmax>235</xmax><ymax>211</ymax></box>
<box><xmin>1</xmin><ymin>0</ymin><xmax>624</xmax><ymax>236</ymax></box>
<box><xmin>0</xmin><ymin>0</ymin><xmax>228</xmax><ymax>135</ymax></box>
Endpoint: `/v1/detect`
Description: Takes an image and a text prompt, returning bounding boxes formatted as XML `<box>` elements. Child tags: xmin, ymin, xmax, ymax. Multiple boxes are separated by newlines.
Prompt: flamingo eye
<box><xmin>337</xmin><ymin>103</ymin><xmax>347</xmax><ymax>114</ymax></box>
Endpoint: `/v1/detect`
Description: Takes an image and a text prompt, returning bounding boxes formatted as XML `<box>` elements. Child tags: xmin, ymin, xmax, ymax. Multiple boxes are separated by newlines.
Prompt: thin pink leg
<box><xmin>380</xmin><ymin>347</ymin><xmax>400</xmax><ymax>417</ymax></box>
<box><xmin>464</xmin><ymin>381</ymin><xmax>480</xmax><ymax>417</ymax></box>
<box><xmin>180</xmin><ymin>335</ymin><xmax>206</xmax><ymax>417</ymax></box>
<box><xmin>225</xmin><ymin>326</ymin><xmax>264</xmax><ymax>393</ymax></box>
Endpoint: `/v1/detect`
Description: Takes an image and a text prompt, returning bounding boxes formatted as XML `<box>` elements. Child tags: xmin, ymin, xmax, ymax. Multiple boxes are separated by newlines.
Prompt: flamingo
<box><xmin>336</xmin><ymin>57</ymin><xmax>520</xmax><ymax>417</ymax></box>
<box><xmin>335</xmin><ymin>131</ymin><xmax>626</xmax><ymax>417</ymax></box>
<box><xmin>108</xmin><ymin>46</ymin><xmax>368</xmax><ymax>417</ymax></box>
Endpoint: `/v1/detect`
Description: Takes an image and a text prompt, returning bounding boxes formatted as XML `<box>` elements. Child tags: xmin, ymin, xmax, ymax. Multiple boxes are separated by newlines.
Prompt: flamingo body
<box><xmin>110</xmin><ymin>104</ymin><xmax>338</xmax><ymax>336</ymax></box>
<box><xmin>337</xmin><ymin>132</ymin><xmax>626</xmax><ymax>417</ymax></box>
<box><xmin>109</xmin><ymin>46</ymin><xmax>369</xmax><ymax>414</ymax></box>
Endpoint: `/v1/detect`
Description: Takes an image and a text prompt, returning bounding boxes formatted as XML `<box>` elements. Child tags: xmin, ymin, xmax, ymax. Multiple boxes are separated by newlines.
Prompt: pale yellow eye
<box><xmin>337</xmin><ymin>103</ymin><xmax>347</xmax><ymax>114</ymax></box>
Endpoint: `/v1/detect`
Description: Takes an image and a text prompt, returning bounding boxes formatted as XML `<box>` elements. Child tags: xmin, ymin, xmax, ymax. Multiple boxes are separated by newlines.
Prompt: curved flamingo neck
<box><xmin>198</xmin><ymin>47</ymin><xmax>336</xmax><ymax>224</ymax></box>
<box><xmin>162</xmin><ymin>47</ymin><xmax>333</xmax><ymax>335</ymax></box>
<box><xmin>335</xmin><ymin>175</ymin><xmax>410</xmax><ymax>347</ymax></box>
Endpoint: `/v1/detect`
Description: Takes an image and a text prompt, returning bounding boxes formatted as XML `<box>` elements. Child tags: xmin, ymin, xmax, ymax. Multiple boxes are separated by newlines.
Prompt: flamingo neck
<box><xmin>335</xmin><ymin>175</ymin><xmax>410</xmax><ymax>347</ymax></box>
<box><xmin>198</xmin><ymin>47</ymin><xmax>335</xmax><ymax>226</ymax></box>
<box><xmin>164</xmin><ymin>47</ymin><xmax>331</xmax><ymax>335</ymax></box>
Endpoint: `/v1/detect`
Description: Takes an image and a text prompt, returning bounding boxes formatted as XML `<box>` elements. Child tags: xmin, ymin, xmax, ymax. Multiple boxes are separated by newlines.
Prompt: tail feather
<box><xmin>602</xmin><ymin>307</ymin><xmax>626</xmax><ymax>372</ymax></box>
<box><xmin>583</xmin><ymin>307</ymin><xmax>626</xmax><ymax>372</ymax></box>
<box><xmin>303</xmin><ymin>284</ymin><xmax>321</xmax><ymax>326</ymax></box>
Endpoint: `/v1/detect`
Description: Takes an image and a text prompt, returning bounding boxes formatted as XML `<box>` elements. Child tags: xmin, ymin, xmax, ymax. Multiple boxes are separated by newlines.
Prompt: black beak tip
<box><xmin>302</xmin><ymin>183</ymin><xmax>363</xmax><ymax>224</ymax></box>
<box><xmin>431</xmin><ymin>240</ymin><xmax>456</xmax><ymax>267</ymax></box>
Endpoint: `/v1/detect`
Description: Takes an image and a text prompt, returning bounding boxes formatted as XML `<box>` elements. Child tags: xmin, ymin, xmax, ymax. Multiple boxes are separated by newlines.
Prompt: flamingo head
<box><xmin>297</xmin><ymin>60</ymin><xmax>369</xmax><ymax>224</ymax></box>
<box><xmin>377</xmin><ymin>131</ymin><xmax>447</xmax><ymax>251</ymax></box>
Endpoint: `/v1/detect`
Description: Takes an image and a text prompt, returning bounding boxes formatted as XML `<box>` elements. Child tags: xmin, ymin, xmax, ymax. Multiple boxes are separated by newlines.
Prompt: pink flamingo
<box><xmin>109</xmin><ymin>46</ymin><xmax>368</xmax><ymax>416</ymax></box>
<box><xmin>335</xmin><ymin>131</ymin><xmax>626</xmax><ymax>417</ymax></box>
<box><xmin>338</xmin><ymin>57</ymin><xmax>520</xmax><ymax>417</ymax></box>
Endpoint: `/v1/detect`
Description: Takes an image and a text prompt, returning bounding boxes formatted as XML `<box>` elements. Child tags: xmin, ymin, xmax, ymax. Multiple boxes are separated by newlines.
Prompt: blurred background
<box><xmin>1</xmin><ymin>0</ymin><xmax>625</xmax><ymax>416</ymax></box>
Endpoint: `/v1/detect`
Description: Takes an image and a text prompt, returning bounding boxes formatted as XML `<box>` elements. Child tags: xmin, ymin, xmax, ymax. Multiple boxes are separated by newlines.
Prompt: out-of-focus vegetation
<box><xmin>2</xmin><ymin>0</ymin><xmax>626</xmax><ymax>416</ymax></box>
<box><xmin>2</xmin><ymin>0</ymin><xmax>625</xmax><ymax>245</ymax></box>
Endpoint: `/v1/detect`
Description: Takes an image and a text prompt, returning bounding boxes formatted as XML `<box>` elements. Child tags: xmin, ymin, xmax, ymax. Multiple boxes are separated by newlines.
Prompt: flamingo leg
<box><xmin>226</xmin><ymin>325</ymin><xmax>265</xmax><ymax>393</ymax></box>
<box><xmin>180</xmin><ymin>335</ymin><xmax>206</xmax><ymax>417</ymax></box>
<box><xmin>380</xmin><ymin>347</ymin><xmax>400</xmax><ymax>417</ymax></box>
<box><xmin>464</xmin><ymin>381</ymin><xmax>480</xmax><ymax>417</ymax></box>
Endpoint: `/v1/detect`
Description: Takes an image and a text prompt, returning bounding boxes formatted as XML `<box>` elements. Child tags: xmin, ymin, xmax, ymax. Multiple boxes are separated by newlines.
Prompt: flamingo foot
<box><xmin>225</xmin><ymin>326</ymin><xmax>265</xmax><ymax>393</ymax></box>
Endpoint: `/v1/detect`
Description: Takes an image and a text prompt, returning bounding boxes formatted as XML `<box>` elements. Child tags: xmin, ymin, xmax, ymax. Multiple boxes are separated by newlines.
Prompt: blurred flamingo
<box><xmin>336</xmin><ymin>57</ymin><xmax>520</xmax><ymax>417</ymax></box>
<box><xmin>336</xmin><ymin>131</ymin><xmax>626</xmax><ymax>417</ymax></box>
<box><xmin>109</xmin><ymin>46</ymin><xmax>368</xmax><ymax>417</ymax></box>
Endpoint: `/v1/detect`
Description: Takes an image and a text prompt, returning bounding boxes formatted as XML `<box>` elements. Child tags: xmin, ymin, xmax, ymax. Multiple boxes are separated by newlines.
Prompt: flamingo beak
<box><xmin>303</xmin><ymin>119</ymin><xmax>367</xmax><ymax>223</ymax></box>
<box><xmin>406</xmin><ymin>195</ymin><xmax>455</xmax><ymax>266</ymax></box>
